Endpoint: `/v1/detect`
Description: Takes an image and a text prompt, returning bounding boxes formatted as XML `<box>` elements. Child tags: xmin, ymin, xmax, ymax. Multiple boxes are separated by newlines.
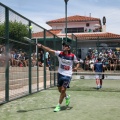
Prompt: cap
<box><xmin>62</xmin><ymin>42</ymin><xmax>71</xmax><ymax>49</ymax></box>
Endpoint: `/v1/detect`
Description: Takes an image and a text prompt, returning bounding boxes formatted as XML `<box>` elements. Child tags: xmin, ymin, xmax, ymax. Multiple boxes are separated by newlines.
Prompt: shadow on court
<box><xmin>17</xmin><ymin>106</ymin><xmax>73</xmax><ymax>113</ymax></box>
<box><xmin>61</xmin><ymin>106</ymin><xmax>73</xmax><ymax>111</ymax></box>
<box><xmin>17</xmin><ymin>106</ymin><xmax>55</xmax><ymax>113</ymax></box>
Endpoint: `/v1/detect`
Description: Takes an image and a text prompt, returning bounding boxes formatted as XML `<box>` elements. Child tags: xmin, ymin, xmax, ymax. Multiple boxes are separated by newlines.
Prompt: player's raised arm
<box><xmin>37</xmin><ymin>44</ymin><xmax>55</xmax><ymax>55</ymax></box>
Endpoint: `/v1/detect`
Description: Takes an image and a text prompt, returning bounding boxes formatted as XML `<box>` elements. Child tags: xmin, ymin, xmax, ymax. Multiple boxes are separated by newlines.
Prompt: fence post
<box><xmin>5</xmin><ymin>7</ymin><xmax>9</xmax><ymax>102</ymax></box>
<box><xmin>76</xmin><ymin>37</ymin><xmax>78</xmax><ymax>57</ymax></box>
<box><xmin>71</xmin><ymin>34</ymin><xmax>74</xmax><ymax>53</ymax></box>
<box><xmin>43</xmin><ymin>30</ymin><xmax>46</xmax><ymax>89</ymax></box>
<box><xmin>28</xmin><ymin>22</ymin><xmax>32</xmax><ymax>94</ymax></box>
<box><xmin>53</xmin><ymin>36</ymin><xmax>56</xmax><ymax>86</ymax></box>
<box><xmin>36</xmin><ymin>38</ymin><xmax>39</xmax><ymax>91</ymax></box>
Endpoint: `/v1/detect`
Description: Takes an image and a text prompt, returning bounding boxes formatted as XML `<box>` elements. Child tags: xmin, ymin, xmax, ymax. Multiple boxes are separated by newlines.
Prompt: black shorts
<box><xmin>57</xmin><ymin>73</ymin><xmax>71</xmax><ymax>88</ymax></box>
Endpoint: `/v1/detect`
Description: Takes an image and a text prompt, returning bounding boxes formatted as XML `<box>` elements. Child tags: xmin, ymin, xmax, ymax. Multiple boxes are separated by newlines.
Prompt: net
<box><xmin>50</xmin><ymin>71</ymin><xmax>120</xmax><ymax>92</ymax></box>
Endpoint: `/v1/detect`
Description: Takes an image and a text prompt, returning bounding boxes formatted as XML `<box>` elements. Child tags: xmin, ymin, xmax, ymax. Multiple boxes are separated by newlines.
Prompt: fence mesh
<box><xmin>0</xmin><ymin>3</ymin><xmax>59</xmax><ymax>104</ymax></box>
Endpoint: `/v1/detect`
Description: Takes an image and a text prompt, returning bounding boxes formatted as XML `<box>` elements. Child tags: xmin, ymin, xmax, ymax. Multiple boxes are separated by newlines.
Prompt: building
<box><xmin>33</xmin><ymin>15</ymin><xmax>120</xmax><ymax>59</ymax></box>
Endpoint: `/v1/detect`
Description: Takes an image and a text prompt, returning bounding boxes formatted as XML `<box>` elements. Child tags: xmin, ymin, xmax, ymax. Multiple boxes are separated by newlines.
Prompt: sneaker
<box><xmin>66</xmin><ymin>95</ymin><xmax>70</xmax><ymax>106</ymax></box>
<box><xmin>54</xmin><ymin>105</ymin><xmax>61</xmax><ymax>112</ymax></box>
<box><xmin>96</xmin><ymin>85</ymin><xmax>100</xmax><ymax>90</ymax></box>
<box><xmin>100</xmin><ymin>85</ymin><xmax>102</xmax><ymax>89</ymax></box>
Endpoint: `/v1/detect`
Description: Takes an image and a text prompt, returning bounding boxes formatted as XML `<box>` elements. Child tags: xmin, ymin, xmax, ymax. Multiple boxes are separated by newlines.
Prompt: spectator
<box><xmin>47</xmin><ymin>58</ymin><xmax>51</xmax><ymax>70</ymax></box>
<box><xmin>14</xmin><ymin>51</ymin><xmax>20</xmax><ymax>67</ymax></box>
<box><xmin>9</xmin><ymin>50</ymin><xmax>15</xmax><ymax>67</ymax></box>
<box><xmin>40</xmin><ymin>50</ymin><xmax>44</xmax><ymax>66</ymax></box>
<box><xmin>84</xmin><ymin>56</ymin><xmax>90</xmax><ymax>70</ymax></box>
<box><xmin>31</xmin><ymin>53</ymin><xmax>37</xmax><ymax>67</ymax></box>
<box><xmin>19</xmin><ymin>52</ymin><xmax>27</xmax><ymax>67</ymax></box>
<box><xmin>89</xmin><ymin>57</ymin><xmax>95</xmax><ymax>71</ymax></box>
<box><xmin>112</xmin><ymin>52</ymin><xmax>117</xmax><ymax>71</ymax></box>
<box><xmin>38</xmin><ymin>51</ymin><xmax>43</xmax><ymax>67</ymax></box>
<box><xmin>24</xmin><ymin>52</ymin><xmax>29</xmax><ymax>66</ymax></box>
<box><xmin>45</xmin><ymin>51</ymin><xmax>49</xmax><ymax>67</ymax></box>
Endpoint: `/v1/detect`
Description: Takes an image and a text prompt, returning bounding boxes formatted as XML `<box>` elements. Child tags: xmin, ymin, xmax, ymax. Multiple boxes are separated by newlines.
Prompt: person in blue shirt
<box><xmin>93</xmin><ymin>58</ymin><xmax>104</xmax><ymax>89</ymax></box>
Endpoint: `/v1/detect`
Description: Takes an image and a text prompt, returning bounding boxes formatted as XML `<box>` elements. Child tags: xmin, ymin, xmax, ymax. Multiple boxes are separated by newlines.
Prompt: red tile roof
<box><xmin>46</xmin><ymin>15</ymin><xmax>100</xmax><ymax>24</ymax></box>
<box><xmin>32</xmin><ymin>29</ymin><xmax>61</xmax><ymax>38</ymax></box>
<box><xmin>32</xmin><ymin>30</ymin><xmax>120</xmax><ymax>40</ymax></box>
<box><xmin>49</xmin><ymin>29</ymin><xmax>62</xmax><ymax>34</ymax></box>
<box><xmin>73</xmin><ymin>32</ymin><xmax>120</xmax><ymax>40</ymax></box>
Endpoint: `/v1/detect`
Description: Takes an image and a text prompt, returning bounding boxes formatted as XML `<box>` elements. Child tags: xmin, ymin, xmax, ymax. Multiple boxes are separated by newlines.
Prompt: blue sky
<box><xmin>0</xmin><ymin>0</ymin><xmax>120</xmax><ymax>34</ymax></box>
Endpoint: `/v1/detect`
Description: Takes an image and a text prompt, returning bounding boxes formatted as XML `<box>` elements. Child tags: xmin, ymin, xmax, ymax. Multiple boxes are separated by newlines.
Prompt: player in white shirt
<box><xmin>37</xmin><ymin>42</ymin><xmax>80</xmax><ymax>112</ymax></box>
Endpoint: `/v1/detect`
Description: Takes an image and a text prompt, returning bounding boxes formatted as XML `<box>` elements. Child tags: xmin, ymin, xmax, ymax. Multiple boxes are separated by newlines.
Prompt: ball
<box><xmin>29</xmin><ymin>26</ymin><xmax>33</xmax><ymax>29</ymax></box>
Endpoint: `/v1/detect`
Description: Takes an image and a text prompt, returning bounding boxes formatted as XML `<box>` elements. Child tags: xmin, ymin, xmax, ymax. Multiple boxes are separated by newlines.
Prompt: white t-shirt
<box><xmin>55</xmin><ymin>51</ymin><xmax>79</xmax><ymax>77</ymax></box>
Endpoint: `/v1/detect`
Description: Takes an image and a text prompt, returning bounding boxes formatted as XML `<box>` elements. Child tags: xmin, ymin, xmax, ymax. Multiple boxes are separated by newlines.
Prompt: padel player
<box><xmin>93</xmin><ymin>58</ymin><xmax>104</xmax><ymax>89</ymax></box>
<box><xmin>37</xmin><ymin>42</ymin><xmax>80</xmax><ymax>112</ymax></box>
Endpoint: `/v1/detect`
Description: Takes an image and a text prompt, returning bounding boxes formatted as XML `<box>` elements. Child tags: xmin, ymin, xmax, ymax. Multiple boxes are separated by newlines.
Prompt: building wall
<box><xmin>51</xmin><ymin>21</ymin><xmax>100</xmax><ymax>33</ymax></box>
<box><xmin>77</xmin><ymin>41</ymin><xmax>97</xmax><ymax>59</ymax></box>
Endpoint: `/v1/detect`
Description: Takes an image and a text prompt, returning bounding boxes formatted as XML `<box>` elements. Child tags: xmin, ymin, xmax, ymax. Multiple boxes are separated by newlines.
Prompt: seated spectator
<box><xmin>102</xmin><ymin>55</ymin><xmax>109</xmax><ymax>71</ymax></box>
<box><xmin>39</xmin><ymin>50</ymin><xmax>44</xmax><ymax>67</ymax></box>
<box><xmin>38</xmin><ymin>52</ymin><xmax>43</xmax><ymax>67</ymax></box>
<box><xmin>108</xmin><ymin>56</ymin><xmax>115</xmax><ymax>71</ymax></box>
<box><xmin>24</xmin><ymin>52</ymin><xmax>29</xmax><ymax>66</ymax></box>
<box><xmin>0</xmin><ymin>45</ymin><xmax>6</xmax><ymax>67</ymax></box>
<box><xmin>117</xmin><ymin>59</ymin><xmax>120</xmax><ymax>70</ymax></box>
<box><xmin>116</xmin><ymin>58</ymin><xmax>120</xmax><ymax>70</ymax></box>
<box><xmin>9</xmin><ymin>50</ymin><xmax>16</xmax><ymax>67</ymax></box>
<box><xmin>112</xmin><ymin>52</ymin><xmax>117</xmax><ymax>71</ymax></box>
<box><xmin>13</xmin><ymin>51</ymin><xmax>21</xmax><ymax>67</ymax></box>
<box><xmin>45</xmin><ymin>52</ymin><xmax>49</xmax><ymax>67</ymax></box>
<box><xmin>0</xmin><ymin>51</ymin><xmax>5</xmax><ymax>67</ymax></box>
<box><xmin>84</xmin><ymin>56</ymin><xmax>90</xmax><ymax>70</ymax></box>
<box><xmin>89</xmin><ymin>58</ymin><xmax>95</xmax><ymax>71</ymax></box>
<box><xmin>31</xmin><ymin>53</ymin><xmax>37</xmax><ymax>67</ymax></box>
<box><xmin>47</xmin><ymin>58</ymin><xmax>51</xmax><ymax>70</ymax></box>
<box><xmin>19</xmin><ymin>52</ymin><xmax>27</xmax><ymax>67</ymax></box>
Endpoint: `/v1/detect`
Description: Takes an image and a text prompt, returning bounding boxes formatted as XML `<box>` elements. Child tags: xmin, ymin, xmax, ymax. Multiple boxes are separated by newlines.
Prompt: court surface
<box><xmin>0</xmin><ymin>79</ymin><xmax>120</xmax><ymax>120</ymax></box>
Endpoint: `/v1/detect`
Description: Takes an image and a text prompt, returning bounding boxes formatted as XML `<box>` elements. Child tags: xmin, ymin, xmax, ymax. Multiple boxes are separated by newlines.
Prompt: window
<box><xmin>86</xmin><ymin>23</ymin><xmax>90</xmax><ymax>27</ymax></box>
<box><xmin>65</xmin><ymin>27</ymin><xmax>84</xmax><ymax>33</ymax></box>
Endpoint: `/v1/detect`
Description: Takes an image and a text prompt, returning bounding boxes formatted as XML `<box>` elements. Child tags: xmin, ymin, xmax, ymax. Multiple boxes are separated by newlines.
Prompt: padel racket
<box><xmin>23</xmin><ymin>37</ymin><xmax>37</xmax><ymax>45</ymax></box>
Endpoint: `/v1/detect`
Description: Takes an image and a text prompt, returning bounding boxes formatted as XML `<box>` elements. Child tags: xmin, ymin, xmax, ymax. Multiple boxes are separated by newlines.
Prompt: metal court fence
<box><xmin>0</xmin><ymin>2</ymin><xmax>62</xmax><ymax>104</ymax></box>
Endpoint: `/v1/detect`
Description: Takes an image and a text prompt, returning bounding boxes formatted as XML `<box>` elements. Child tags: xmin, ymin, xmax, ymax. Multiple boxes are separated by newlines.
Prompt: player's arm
<box><xmin>37</xmin><ymin>44</ymin><xmax>55</xmax><ymax>55</ymax></box>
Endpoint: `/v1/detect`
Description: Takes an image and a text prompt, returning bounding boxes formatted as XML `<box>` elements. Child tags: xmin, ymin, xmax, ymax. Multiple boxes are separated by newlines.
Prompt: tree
<box><xmin>0</xmin><ymin>20</ymin><xmax>30</xmax><ymax>51</ymax></box>
<box><xmin>9</xmin><ymin>20</ymin><xmax>29</xmax><ymax>41</ymax></box>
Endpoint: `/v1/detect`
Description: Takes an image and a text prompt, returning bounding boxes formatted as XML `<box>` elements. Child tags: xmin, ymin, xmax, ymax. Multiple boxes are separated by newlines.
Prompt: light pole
<box><xmin>64</xmin><ymin>0</ymin><xmax>69</xmax><ymax>43</ymax></box>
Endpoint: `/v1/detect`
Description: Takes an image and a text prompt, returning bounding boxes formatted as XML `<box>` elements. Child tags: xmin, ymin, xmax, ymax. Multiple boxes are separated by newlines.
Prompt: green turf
<box><xmin>0</xmin><ymin>80</ymin><xmax>120</xmax><ymax>120</ymax></box>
